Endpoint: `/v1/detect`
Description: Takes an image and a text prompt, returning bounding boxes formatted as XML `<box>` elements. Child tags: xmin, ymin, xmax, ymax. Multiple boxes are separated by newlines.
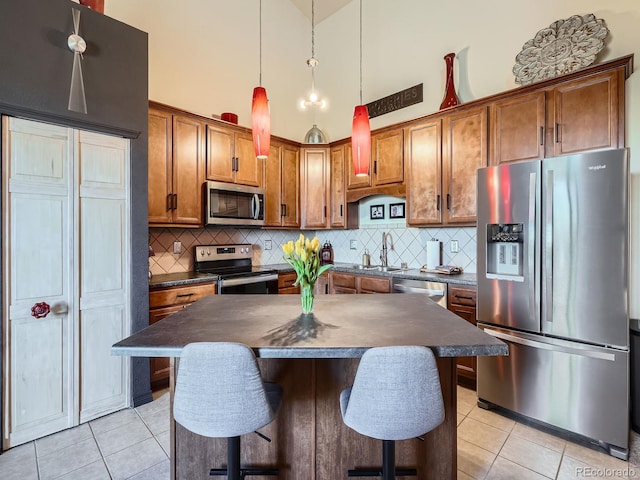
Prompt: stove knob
<box><xmin>207</xmin><ymin>249</ymin><xmax>211</xmax><ymax>256</ymax></box>
<box><xmin>200</xmin><ymin>249</ymin><xmax>205</xmax><ymax>256</ymax></box>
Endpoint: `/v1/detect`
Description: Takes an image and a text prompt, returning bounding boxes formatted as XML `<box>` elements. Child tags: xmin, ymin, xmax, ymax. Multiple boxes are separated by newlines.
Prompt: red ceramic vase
<box><xmin>439</xmin><ymin>53</ymin><xmax>460</xmax><ymax>110</ymax></box>
<box><xmin>79</xmin><ymin>0</ymin><xmax>104</xmax><ymax>13</ymax></box>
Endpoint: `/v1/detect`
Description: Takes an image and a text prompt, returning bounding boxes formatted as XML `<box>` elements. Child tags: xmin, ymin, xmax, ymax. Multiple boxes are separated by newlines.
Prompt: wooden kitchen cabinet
<box><xmin>490</xmin><ymin>67</ymin><xmax>626</xmax><ymax>165</ymax></box>
<box><xmin>264</xmin><ymin>141</ymin><xmax>300</xmax><ymax>228</ymax></box>
<box><xmin>148</xmin><ymin>104</ymin><xmax>205</xmax><ymax>227</ymax></box>
<box><xmin>406</xmin><ymin>106</ymin><xmax>486</xmax><ymax>226</ymax></box>
<box><xmin>206</xmin><ymin>123</ymin><xmax>262</xmax><ymax>187</ymax></box>
<box><xmin>347</xmin><ymin>128</ymin><xmax>404</xmax><ymax>191</ymax></box>
<box><xmin>448</xmin><ymin>285</ymin><xmax>478</xmax><ymax>389</ymax></box>
<box><xmin>278</xmin><ymin>271</ymin><xmax>300</xmax><ymax>294</ymax></box>
<box><xmin>549</xmin><ymin>69</ymin><xmax>624</xmax><ymax>157</ymax></box>
<box><xmin>328</xmin><ymin>272</ymin><xmax>391</xmax><ymax>294</ymax></box>
<box><xmin>405</xmin><ymin>118</ymin><xmax>443</xmax><ymax>225</ymax></box>
<box><xmin>329</xmin><ymin>143</ymin><xmax>359</xmax><ymax>229</ymax></box>
<box><xmin>329</xmin><ymin>272</ymin><xmax>357</xmax><ymax>294</ymax></box>
<box><xmin>148</xmin><ymin>282</ymin><xmax>216</xmax><ymax>389</ymax></box>
<box><xmin>490</xmin><ymin>91</ymin><xmax>546</xmax><ymax>165</ymax></box>
<box><xmin>300</xmin><ymin>147</ymin><xmax>330</xmax><ymax>229</ymax></box>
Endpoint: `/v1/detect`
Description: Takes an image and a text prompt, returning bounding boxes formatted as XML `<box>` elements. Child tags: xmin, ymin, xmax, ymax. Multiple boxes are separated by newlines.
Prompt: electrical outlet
<box><xmin>450</xmin><ymin>240</ymin><xmax>459</xmax><ymax>253</ymax></box>
<box><xmin>264</xmin><ymin>239</ymin><xmax>272</xmax><ymax>250</ymax></box>
<box><xmin>350</xmin><ymin>239</ymin><xmax>357</xmax><ymax>250</ymax></box>
<box><xmin>173</xmin><ymin>241</ymin><xmax>182</xmax><ymax>254</ymax></box>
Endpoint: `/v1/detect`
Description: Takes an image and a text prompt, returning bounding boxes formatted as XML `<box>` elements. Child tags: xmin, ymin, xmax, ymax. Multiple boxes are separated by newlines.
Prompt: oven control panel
<box><xmin>195</xmin><ymin>244</ymin><xmax>253</xmax><ymax>262</ymax></box>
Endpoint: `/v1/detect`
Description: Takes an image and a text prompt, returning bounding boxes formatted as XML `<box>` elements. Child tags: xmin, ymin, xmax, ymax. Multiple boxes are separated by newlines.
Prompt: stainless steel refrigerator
<box><xmin>476</xmin><ymin>149</ymin><xmax>629</xmax><ymax>459</ymax></box>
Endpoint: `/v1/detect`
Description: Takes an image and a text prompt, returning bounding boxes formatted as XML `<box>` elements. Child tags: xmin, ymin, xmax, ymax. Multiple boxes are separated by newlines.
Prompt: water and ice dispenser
<box><xmin>486</xmin><ymin>223</ymin><xmax>524</xmax><ymax>280</ymax></box>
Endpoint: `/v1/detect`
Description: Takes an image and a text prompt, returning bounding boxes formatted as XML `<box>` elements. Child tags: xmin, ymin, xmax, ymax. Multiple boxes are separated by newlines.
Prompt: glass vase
<box><xmin>300</xmin><ymin>282</ymin><xmax>315</xmax><ymax>315</ymax></box>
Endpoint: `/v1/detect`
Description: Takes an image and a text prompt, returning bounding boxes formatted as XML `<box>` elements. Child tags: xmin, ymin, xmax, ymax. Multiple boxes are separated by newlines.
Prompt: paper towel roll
<box><xmin>425</xmin><ymin>240</ymin><xmax>441</xmax><ymax>270</ymax></box>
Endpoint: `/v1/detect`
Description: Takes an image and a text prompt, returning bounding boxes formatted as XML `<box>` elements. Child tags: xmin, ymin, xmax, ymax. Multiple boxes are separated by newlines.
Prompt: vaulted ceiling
<box><xmin>289</xmin><ymin>0</ymin><xmax>353</xmax><ymax>23</ymax></box>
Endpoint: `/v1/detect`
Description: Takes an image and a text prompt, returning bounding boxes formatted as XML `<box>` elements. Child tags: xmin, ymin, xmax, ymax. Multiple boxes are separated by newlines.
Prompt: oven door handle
<box><xmin>220</xmin><ymin>273</ymin><xmax>279</xmax><ymax>288</ymax></box>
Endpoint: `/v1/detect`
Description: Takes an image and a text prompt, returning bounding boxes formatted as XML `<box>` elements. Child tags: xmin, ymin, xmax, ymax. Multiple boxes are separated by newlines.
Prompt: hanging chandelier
<box><xmin>251</xmin><ymin>0</ymin><xmax>270</xmax><ymax>159</ymax></box>
<box><xmin>299</xmin><ymin>0</ymin><xmax>327</xmax><ymax>110</ymax></box>
<box><xmin>351</xmin><ymin>0</ymin><xmax>370</xmax><ymax>176</ymax></box>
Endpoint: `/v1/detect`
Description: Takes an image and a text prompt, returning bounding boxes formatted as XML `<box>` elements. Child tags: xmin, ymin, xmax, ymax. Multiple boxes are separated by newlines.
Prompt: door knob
<box><xmin>31</xmin><ymin>302</ymin><xmax>51</xmax><ymax>319</ymax></box>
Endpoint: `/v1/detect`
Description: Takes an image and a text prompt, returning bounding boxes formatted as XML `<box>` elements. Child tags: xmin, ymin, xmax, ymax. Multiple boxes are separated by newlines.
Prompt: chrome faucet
<box><xmin>380</xmin><ymin>231</ymin><xmax>393</xmax><ymax>267</ymax></box>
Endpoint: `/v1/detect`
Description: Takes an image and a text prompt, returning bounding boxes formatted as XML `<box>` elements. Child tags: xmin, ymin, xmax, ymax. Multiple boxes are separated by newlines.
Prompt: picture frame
<box><xmin>370</xmin><ymin>204</ymin><xmax>385</xmax><ymax>220</ymax></box>
<box><xmin>389</xmin><ymin>202</ymin><xmax>405</xmax><ymax>219</ymax></box>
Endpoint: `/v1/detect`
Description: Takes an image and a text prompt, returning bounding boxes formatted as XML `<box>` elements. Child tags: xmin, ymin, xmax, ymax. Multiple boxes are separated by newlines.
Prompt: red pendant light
<box><xmin>351</xmin><ymin>0</ymin><xmax>370</xmax><ymax>177</ymax></box>
<box><xmin>251</xmin><ymin>86</ymin><xmax>270</xmax><ymax>159</ymax></box>
<box><xmin>251</xmin><ymin>0</ymin><xmax>270</xmax><ymax>160</ymax></box>
<box><xmin>352</xmin><ymin>105</ymin><xmax>370</xmax><ymax>176</ymax></box>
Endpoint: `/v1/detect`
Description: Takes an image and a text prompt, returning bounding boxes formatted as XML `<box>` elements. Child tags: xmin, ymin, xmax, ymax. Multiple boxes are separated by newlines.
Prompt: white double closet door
<box><xmin>2</xmin><ymin>117</ymin><xmax>131</xmax><ymax>448</ymax></box>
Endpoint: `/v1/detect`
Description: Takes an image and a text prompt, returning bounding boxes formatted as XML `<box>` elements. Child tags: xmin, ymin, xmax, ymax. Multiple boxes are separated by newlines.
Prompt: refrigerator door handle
<box><xmin>528</xmin><ymin>171</ymin><xmax>537</xmax><ymax>324</ymax></box>
<box><xmin>544</xmin><ymin>169</ymin><xmax>554</xmax><ymax>324</ymax></box>
<box><xmin>483</xmin><ymin>328</ymin><xmax>617</xmax><ymax>362</ymax></box>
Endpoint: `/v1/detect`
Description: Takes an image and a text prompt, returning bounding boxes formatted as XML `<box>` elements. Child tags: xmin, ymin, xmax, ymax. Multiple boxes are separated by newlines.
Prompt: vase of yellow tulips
<box><xmin>282</xmin><ymin>234</ymin><xmax>333</xmax><ymax>315</ymax></box>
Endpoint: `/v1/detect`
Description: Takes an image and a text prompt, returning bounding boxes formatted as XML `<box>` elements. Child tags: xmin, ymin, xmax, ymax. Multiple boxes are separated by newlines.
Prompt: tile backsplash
<box><xmin>149</xmin><ymin>194</ymin><xmax>477</xmax><ymax>275</ymax></box>
<box><xmin>149</xmin><ymin>226</ymin><xmax>477</xmax><ymax>275</ymax></box>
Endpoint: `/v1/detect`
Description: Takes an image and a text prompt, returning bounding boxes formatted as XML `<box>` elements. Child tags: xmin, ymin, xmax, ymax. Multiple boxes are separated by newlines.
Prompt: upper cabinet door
<box><xmin>234</xmin><ymin>132</ymin><xmax>262</xmax><ymax>187</ymax></box>
<box><xmin>263</xmin><ymin>143</ymin><xmax>283</xmax><ymax>227</ymax></box>
<box><xmin>372</xmin><ymin>129</ymin><xmax>404</xmax><ymax>186</ymax></box>
<box><xmin>347</xmin><ymin>143</ymin><xmax>372</xmax><ymax>190</ymax></box>
<box><xmin>405</xmin><ymin>119</ymin><xmax>442</xmax><ymax>226</ymax></box>
<box><xmin>329</xmin><ymin>144</ymin><xmax>347</xmax><ymax>228</ymax></box>
<box><xmin>148</xmin><ymin>108</ymin><xmax>173</xmax><ymax>224</ymax></box>
<box><xmin>206</xmin><ymin>124</ymin><xmax>235</xmax><ymax>184</ymax></box>
<box><xmin>443</xmin><ymin>106</ymin><xmax>488</xmax><ymax>224</ymax></box>
<box><xmin>300</xmin><ymin>147</ymin><xmax>329</xmax><ymax>229</ymax></box>
<box><xmin>551</xmin><ymin>70</ymin><xmax>621</xmax><ymax>157</ymax></box>
<box><xmin>281</xmin><ymin>144</ymin><xmax>300</xmax><ymax>228</ymax></box>
<box><xmin>490</xmin><ymin>91</ymin><xmax>545</xmax><ymax>165</ymax></box>
<box><xmin>172</xmin><ymin>115</ymin><xmax>204</xmax><ymax>225</ymax></box>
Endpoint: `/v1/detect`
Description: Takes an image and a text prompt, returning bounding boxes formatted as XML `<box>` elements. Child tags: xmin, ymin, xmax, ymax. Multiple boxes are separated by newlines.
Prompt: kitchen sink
<box><xmin>351</xmin><ymin>265</ymin><xmax>405</xmax><ymax>272</ymax></box>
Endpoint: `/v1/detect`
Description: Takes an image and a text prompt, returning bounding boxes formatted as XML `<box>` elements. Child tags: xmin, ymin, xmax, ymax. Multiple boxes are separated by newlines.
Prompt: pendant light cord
<box><xmin>259</xmin><ymin>0</ymin><xmax>263</xmax><ymax>86</ymax></box>
<box><xmin>311</xmin><ymin>0</ymin><xmax>315</xmax><ymax>59</ymax></box>
<box><xmin>359</xmin><ymin>0</ymin><xmax>363</xmax><ymax>105</ymax></box>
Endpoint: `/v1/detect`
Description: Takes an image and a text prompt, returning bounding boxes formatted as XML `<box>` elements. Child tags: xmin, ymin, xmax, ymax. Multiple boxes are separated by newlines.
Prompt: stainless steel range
<box><xmin>194</xmin><ymin>244</ymin><xmax>278</xmax><ymax>294</ymax></box>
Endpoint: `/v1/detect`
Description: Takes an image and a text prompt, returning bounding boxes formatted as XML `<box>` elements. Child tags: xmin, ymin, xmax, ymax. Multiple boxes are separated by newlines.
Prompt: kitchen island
<box><xmin>113</xmin><ymin>293</ymin><xmax>507</xmax><ymax>480</ymax></box>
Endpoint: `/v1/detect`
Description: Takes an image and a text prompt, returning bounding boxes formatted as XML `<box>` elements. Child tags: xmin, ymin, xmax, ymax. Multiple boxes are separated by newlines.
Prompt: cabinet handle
<box><xmin>373</xmin><ymin>160</ymin><xmax>377</xmax><ymax>175</ymax></box>
<box><xmin>436</xmin><ymin>194</ymin><xmax>441</xmax><ymax>211</ymax></box>
<box><xmin>324</xmin><ymin>206</ymin><xmax>327</xmax><ymax>218</ymax></box>
<box><xmin>281</xmin><ymin>204</ymin><xmax>287</xmax><ymax>217</ymax></box>
<box><xmin>539</xmin><ymin>126</ymin><xmax>544</xmax><ymax>146</ymax></box>
<box><xmin>231</xmin><ymin>157</ymin><xmax>237</xmax><ymax>171</ymax></box>
<box><xmin>166</xmin><ymin>194</ymin><xmax>173</xmax><ymax>211</ymax></box>
<box><xmin>340</xmin><ymin>204</ymin><xmax>343</xmax><ymax>217</ymax></box>
<box><xmin>555</xmin><ymin>123</ymin><xmax>559</xmax><ymax>143</ymax></box>
<box><xmin>446</xmin><ymin>193</ymin><xmax>451</xmax><ymax>210</ymax></box>
<box><xmin>172</xmin><ymin>194</ymin><xmax>178</xmax><ymax>210</ymax></box>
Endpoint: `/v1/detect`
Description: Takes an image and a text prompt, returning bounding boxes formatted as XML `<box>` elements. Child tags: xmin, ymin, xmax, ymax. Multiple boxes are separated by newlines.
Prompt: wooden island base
<box><xmin>170</xmin><ymin>357</ymin><xmax>457</xmax><ymax>480</ymax></box>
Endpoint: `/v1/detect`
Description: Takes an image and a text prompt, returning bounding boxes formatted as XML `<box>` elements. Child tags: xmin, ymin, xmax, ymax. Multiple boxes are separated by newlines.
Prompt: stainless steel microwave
<box><xmin>204</xmin><ymin>181</ymin><xmax>265</xmax><ymax>227</ymax></box>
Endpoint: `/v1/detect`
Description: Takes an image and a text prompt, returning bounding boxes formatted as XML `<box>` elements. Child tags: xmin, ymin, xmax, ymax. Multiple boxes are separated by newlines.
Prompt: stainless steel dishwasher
<box><xmin>392</xmin><ymin>278</ymin><xmax>448</xmax><ymax>308</ymax></box>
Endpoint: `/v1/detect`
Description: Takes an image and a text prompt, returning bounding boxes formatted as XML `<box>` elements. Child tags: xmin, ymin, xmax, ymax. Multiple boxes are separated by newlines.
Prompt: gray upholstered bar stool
<box><xmin>173</xmin><ymin>342</ymin><xmax>282</xmax><ymax>480</ymax></box>
<box><xmin>340</xmin><ymin>346</ymin><xmax>445</xmax><ymax>480</ymax></box>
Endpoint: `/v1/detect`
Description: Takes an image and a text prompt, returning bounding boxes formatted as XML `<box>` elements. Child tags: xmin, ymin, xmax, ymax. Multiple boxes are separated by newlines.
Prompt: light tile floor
<box><xmin>1</xmin><ymin>386</ymin><xmax>639</xmax><ymax>479</ymax></box>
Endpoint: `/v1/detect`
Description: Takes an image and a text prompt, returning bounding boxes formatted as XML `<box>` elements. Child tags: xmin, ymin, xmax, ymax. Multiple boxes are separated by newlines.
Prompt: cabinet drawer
<box><xmin>149</xmin><ymin>283</ymin><xmax>217</xmax><ymax>308</ymax></box>
<box><xmin>278</xmin><ymin>272</ymin><xmax>298</xmax><ymax>289</ymax></box>
<box><xmin>448</xmin><ymin>286</ymin><xmax>476</xmax><ymax>307</ymax></box>
<box><xmin>358</xmin><ymin>276</ymin><xmax>391</xmax><ymax>294</ymax></box>
<box><xmin>331</xmin><ymin>272</ymin><xmax>356</xmax><ymax>289</ymax></box>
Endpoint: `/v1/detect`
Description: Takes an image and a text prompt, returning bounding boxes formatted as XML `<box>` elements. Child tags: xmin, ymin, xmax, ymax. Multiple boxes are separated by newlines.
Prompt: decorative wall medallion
<box><xmin>513</xmin><ymin>14</ymin><xmax>609</xmax><ymax>86</ymax></box>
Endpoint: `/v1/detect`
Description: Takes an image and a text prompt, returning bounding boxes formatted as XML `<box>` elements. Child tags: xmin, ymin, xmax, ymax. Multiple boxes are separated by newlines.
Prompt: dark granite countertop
<box><xmin>269</xmin><ymin>262</ymin><xmax>477</xmax><ymax>286</ymax></box>
<box><xmin>149</xmin><ymin>272</ymin><xmax>218</xmax><ymax>289</ymax></box>
<box><xmin>113</xmin><ymin>293</ymin><xmax>506</xmax><ymax>359</ymax></box>
<box><xmin>148</xmin><ymin>263</ymin><xmax>476</xmax><ymax>289</ymax></box>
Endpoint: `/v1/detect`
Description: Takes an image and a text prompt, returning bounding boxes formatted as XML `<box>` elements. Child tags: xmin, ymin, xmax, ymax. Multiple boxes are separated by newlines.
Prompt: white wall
<box><xmin>106</xmin><ymin>0</ymin><xmax>640</xmax><ymax>317</ymax></box>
